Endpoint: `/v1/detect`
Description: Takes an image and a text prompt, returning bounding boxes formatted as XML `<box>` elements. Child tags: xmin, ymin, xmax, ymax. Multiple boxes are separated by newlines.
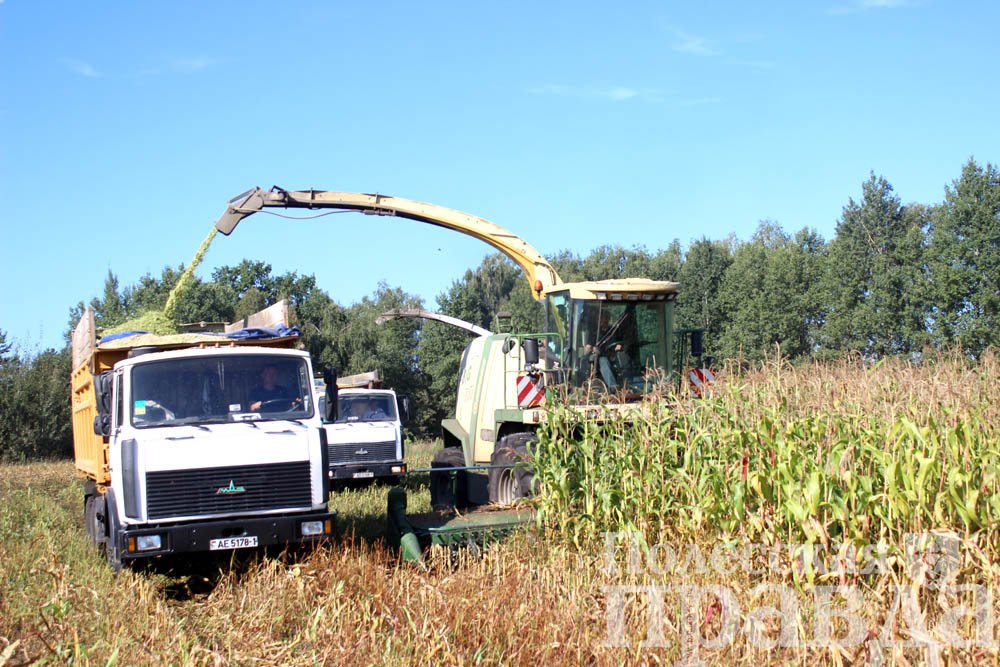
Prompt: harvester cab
<box><xmin>540</xmin><ymin>279</ymin><xmax>689</xmax><ymax>399</ymax></box>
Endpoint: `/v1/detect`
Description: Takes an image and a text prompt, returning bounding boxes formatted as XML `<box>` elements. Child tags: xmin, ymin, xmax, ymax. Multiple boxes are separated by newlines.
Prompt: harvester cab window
<box><xmin>545</xmin><ymin>292</ymin><xmax>569</xmax><ymax>365</ymax></box>
<box><xmin>569</xmin><ymin>300</ymin><xmax>667</xmax><ymax>393</ymax></box>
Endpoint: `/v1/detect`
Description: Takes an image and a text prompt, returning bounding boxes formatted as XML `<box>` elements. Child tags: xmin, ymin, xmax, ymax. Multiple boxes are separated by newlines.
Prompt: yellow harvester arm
<box><xmin>216</xmin><ymin>187</ymin><xmax>561</xmax><ymax>300</ymax></box>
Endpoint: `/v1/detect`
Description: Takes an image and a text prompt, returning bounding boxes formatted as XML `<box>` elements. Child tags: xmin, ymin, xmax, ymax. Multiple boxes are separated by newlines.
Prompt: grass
<box><xmin>2</xmin><ymin>355</ymin><xmax>999</xmax><ymax>665</ymax></box>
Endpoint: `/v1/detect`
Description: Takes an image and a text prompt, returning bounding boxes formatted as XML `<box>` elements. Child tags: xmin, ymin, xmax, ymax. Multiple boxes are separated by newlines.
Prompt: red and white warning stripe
<box><xmin>516</xmin><ymin>374</ymin><xmax>545</xmax><ymax>408</ymax></box>
<box><xmin>689</xmin><ymin>367</ymin><xmax>716</xmax><ymax>397</ymax></box>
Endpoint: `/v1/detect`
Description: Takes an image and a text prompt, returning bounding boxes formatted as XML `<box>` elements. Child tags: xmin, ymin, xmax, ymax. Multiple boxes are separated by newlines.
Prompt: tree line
<box><xmin>1</xmin><ymin>159</ymin><xmax>996</xmax><ymax>460</ymax></box>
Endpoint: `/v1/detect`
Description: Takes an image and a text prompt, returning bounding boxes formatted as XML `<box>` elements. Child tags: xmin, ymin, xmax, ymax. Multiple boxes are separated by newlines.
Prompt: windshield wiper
<box><xmin>174</xmin><ymin>417</ymin><xmax>229</xmax><ymax>430</ymax></box>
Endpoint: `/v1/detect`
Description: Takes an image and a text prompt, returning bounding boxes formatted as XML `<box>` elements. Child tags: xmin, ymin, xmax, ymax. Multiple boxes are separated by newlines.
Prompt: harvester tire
<box><xmin>430</xmin><ymin>447</ymin><xmax>469</xmax><ymax>510</ymax></box>
<box><xmin>488</xmin><ymin>433</ymin><xmax>537</xmax><ymax>505</ymax></box>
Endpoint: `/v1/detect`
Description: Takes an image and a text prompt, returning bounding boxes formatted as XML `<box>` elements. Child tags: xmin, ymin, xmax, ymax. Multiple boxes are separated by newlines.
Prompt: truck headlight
<box><xmin>301</xmin><ymin>521</ymin><xmax>325</xmax><ymax>536</ymax></box>
<box><xmin>391</xmin><ymin>465</ymin><xmax>406</xmax><ymax>474</ymax></box>
<box><xmin>136</xmin><ymin>534</ymin><xmax>162</xmax><ymax>551</ymax></box>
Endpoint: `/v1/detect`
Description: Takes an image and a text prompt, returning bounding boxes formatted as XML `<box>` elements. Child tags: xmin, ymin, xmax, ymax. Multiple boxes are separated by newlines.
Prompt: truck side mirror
<box><xmin>323</xmin><ymin>365</ymin><xmax>339</xmax><ymax>422</ymax></box>
<box><xmin>398</xmin><ymin>395</ymin><xmax>411</xmax><ymax>424</ymax></box>
<box><xmin>522</xmin><ymin>338</ymin><xmax>539</xmax><ymax>367</ymax></box>
<box><xmin>690</xmin><ymin>330</ymin><xmax>704</xmax><ymax>358</ymax></box>
<box><xmin>95</xmin><ymin>371</ymin><xmax>113</xmax><ymax>417</ymax></box>
<box><xmin>92</xmin><ymin>371</ymin><xmax>113</xmax><ymax>435</ymax></box>
<box><xmin>93</xmin><ymin>414</ymin><xmax>111</xmax><ymax>437</ymax></box>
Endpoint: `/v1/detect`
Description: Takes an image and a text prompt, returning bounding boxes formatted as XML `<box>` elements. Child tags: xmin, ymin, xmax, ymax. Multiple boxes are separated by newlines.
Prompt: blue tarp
<box><xmin>97</xmin><ymin>323</ymin><xmax>299</xmax><ymax>345</ymax></box>
<box><xmin>224</xmin><ymin>323</ymin><xmax>300</xmax><ymax>340</ymax></box>
<box><xmin>98</xmin><ymin>331</ymin><xmax>150</xmax><ymax>344</ymax></box>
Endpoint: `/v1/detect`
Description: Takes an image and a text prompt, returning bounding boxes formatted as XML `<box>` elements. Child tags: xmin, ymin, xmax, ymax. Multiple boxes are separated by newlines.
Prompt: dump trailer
<box><xmin>316</xmin><ymin>370</ymin><xmax>408</xmax><ymax>482</ymax></box>
<box><xmin>215</xmin><ymin>187</ymin><xmax>708</xmax><ymax>562</ymax></box>
<box><xmin>71</xmin><ymin>301</ymin><xmax>337</xmax><ymax>570</ymax></box>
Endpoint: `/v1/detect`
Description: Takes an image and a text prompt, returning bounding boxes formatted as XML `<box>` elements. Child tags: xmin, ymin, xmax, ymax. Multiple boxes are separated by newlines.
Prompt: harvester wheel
<box><xmin>488</xmin><ymin>433</ymin><xmax>537</xmax><ymax>505</ymax></box>
<box><xmin>430</xmin><ymin>447</ymin><xmax>469</xmax><ymax>510</ymax></box>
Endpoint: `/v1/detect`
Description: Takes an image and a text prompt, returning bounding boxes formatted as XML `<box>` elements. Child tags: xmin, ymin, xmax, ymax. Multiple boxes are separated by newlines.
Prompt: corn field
<box><xmin>533</xmin><ymin>352</ymin><xmax>1000</xmax><ymax>573</ymax></box>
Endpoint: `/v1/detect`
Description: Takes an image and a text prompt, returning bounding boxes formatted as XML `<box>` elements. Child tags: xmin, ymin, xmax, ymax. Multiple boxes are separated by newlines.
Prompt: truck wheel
<box><xmin>430</xmin><ymin>447</ymin><xmax>469</xmax><ymax>510</ymax></box>
<box><xmin>488</xmin><ymin>433</ymin><xmax>537</xmax><ymax>505</ymax></box>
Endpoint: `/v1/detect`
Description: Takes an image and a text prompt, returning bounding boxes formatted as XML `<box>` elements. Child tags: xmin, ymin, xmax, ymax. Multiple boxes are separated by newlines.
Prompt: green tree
<box><xmin>578</xmin><ymin>245</ymin><xmax>655</xmax><ymax>280</ymax></box>
<box><xmin>0</xmin><ymin>346</ymin><xmax>73</xmax><ymax>461</ymax></box>
<box><xmin>0</xmin><ymin>329</ymin><xmax>11</xmax><ymax>363</ymax></box>
<box><xmin>295</xmin><ymin>289</ymin><xmax>348</xmax><ymax>370</ymax></box>
<box><xmin>212</xmin><ymin>260</ymin><xmax>275</xmax><ymax>301</ymax></box>
<box><xmin>929</xmin><ymin>159</ymin><xmax>1000</xmax><ymax>356</ymax></box>
<box><xmin>96</xmin><ymin>271</ymin><xmax>126</xmax><ymax>328</ymax></box>
<box><xmin>675</xmin><ymin>238</ymin><xmax>733</xmax><ymax>346</ymax></box>
<box><xmin>648</xmin><ymin>240</ymin><xmax>684</xmax><ymax>282</ymax></box>
<box><xmin>820</xmin><ymin>174</ymin><xmax>929</xmax><ymax>357</ymax></box>
<box><xmin>716</xmin><ymin>223</ymin><xmax>827</xmax><ymax>361</ymax></box>
<box><xmin>548</xmin><ymin>249</ymin><xmax>584</xmax><ymax>283</ymax></box>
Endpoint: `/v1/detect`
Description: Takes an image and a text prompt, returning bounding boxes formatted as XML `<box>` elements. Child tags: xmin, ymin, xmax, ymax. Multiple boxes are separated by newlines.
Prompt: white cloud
<box><xmin>168</xmin><ymin>57</ymin><xmax>213</xmax><ymax>72</ymax></box>
<box><xmin>671</xmin><ymin>96</ymin><xmax>723</xmax><ymax>108</ymax></box>
<box><xmin>670</xmin><ymin>29</ymin><xmax>718</xmax><ymax>56</ymax></box>
<box><xmin>529</xmin><ymin>84</ymin><xmax>720</xmax><ymax>109</ymax></box>
<box><xmin>529</xmin><ymin>84</ymin><xmax>660</xmax><ymax>102</ymax></box>
<box><xmin>608</xmin><ymin>86</ymin><xmax>639</xmax><ymax>101</ymax></box>
<box><xmin>63</xmin><ymin>59</ymin><xmax>100</xmax><ymax>78</ymax></box>
<box><xmin>727</xmin><ymin>58</ymin><xmax>777</xmax><ymax>70</ymax></box>
<box><xmin>133</xmin><ymin>56</ymin><xmax>219</xmax><ymax>78</ymax></box>
<box><xmin>826</xmin><ymin>0</ymin><xmax>915</xmax><ymax>14</ymax></box>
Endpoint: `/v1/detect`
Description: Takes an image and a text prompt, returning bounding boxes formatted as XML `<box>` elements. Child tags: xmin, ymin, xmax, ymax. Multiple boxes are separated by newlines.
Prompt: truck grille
<box><xmin>146</xmin><ymin>461</ymin><xmax>312</xmax><ymax>520</ymax></box>
<box><xmin>329</xmin><ymin>440</ymin><xmax>397</xmax><ymax>465</ymax></box>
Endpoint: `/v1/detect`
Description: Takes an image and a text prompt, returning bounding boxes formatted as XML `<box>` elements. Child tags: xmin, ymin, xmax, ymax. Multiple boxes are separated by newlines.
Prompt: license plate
<box><xmin>353</xmin><ymin>471</ymin><xmax>375</xmax><ymax>479</ymax></box>
<box><xmin>209</xmin><ymin>536</ymin><xmax>258</xmax><ymax>551</ymax></box>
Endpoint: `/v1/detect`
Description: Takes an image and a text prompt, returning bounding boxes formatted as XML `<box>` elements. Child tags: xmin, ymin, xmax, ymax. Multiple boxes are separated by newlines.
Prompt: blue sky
<box><xmin>2</xmin><ymin>0</ymin><xmax>997</xmax><ymax>352</ymax></box>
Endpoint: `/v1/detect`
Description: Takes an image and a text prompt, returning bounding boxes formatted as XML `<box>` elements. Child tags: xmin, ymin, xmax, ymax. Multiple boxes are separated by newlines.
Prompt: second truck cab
<box><xmin>316</xmin><ymin>372</ymin><xmax>407</xmax><ymax>482</ymax></box>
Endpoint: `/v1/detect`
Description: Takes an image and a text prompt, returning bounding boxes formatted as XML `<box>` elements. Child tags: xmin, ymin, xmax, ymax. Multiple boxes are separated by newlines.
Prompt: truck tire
<box><xmin>84</xmin><ymin>494</ymin><xmax>100</xmax><ymax>545</ymax></box>
<box><xmin>430</xmin><ymin>447</ymin><xmax>469</xmax><ymax>510</ymax></box>
<box><xmin>488</xmin><ymin>433</ymin><xmax>537</xmax><ymax>505</ymax></box>
<box><xmin>101</xmin><ymin>495</ymin><xmax>124</xmax><ymax>574</ymax></box>
<box><xmin>83</xmin><ymin>480</ymin><xmax>99</xmax><ymax>545</ymax></box>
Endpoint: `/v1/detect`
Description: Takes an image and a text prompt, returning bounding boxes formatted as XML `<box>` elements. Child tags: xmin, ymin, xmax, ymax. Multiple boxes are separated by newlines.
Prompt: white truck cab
<box><xmin>316</xmin><ymin>373</ymin><xmax>407</xmax><ymax>482</ymax></box>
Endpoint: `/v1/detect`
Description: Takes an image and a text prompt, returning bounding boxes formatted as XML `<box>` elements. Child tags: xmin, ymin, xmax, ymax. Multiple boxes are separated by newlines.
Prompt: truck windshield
<box><xmin>130</xmin><ymin>355</ymin><xmax>314</xmax><ymax>427</ymax></box>
<box><xmin>567</xmin><ymin>300</ymin><xmax>670</xmax><ymax>394</ymax></box>
<box><xmin>335</xmin><ymin>394</ymin><xmax>397</xmax><ymax>423</ymax></box>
